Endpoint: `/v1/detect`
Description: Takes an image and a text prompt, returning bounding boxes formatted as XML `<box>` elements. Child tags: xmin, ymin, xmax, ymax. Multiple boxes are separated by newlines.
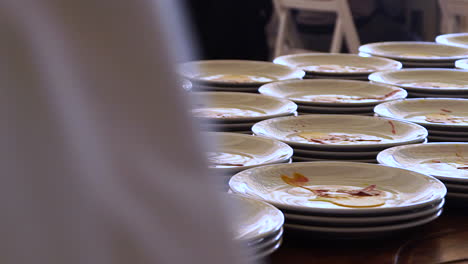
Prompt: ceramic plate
<box><xmin>369</xmin><ymin>69</ymin><xmax>468</xmax><ymax>93</ymax></box>
<box><xmin>374</xmin><ymin>98</ymin><xmax>468</xmax><ymax>129</ymax></box>
<box><xmin>377</xmin><ymin>143</ymin><xmax>468</xmax><ymax>182</ymax></box>
<box><xmin>273</xmin><ymin>53</ymin><xmax>402</xmax><ymax>75</ymax></box>
<box><xmin>359</xmin><ymin>42</ymin><xmax>468</xmax><ymax>61</ymax></box>
<box><xmin>179</xmin><ymin>60</ymin><xmax>305</xmax><ymax>86</ymax></box>
<box><xmin>250</xmin><ymin>239</ymin><xmax>282</xmax><ymax>260</ymax></box>
<box><xmin>456</xmin><ymin>59</ymin><xmax>468</xmax><ymax>70</ymax></box>
<box><xmin>284</xmin><ymin>199</ymin><xmax>444</xmax><ymax>225</ymax></box>
<box><xmin>229</xmin><ymin>194</ymin><xmax>284</xmax><ymax>242</ymax></box>
<box><xmin>229</xmin><ymin>162</ymin><xmax>446</xmax><ymax>214</ymax></box>
<box><xmin>436</xmin><ymin>33</ymin><xmax>468</xmax><ymax>48</ymax></box>
<box><xmin>259</xmin><ymin>79</ymin><xmax>406</xmax><ymax>106</ymax></box>
<box><xmin>206</xmin><ymin>132</ymin><xmax>293</xmax><ymax>172</ymax></box>
<box><xmin>192</xmin><ymin>92</ymin><xmax>297</xmax><ymax>123</ymax></box>
<box><xmin>252</xmin><ymin>115</ymin><xmax>428</xmax><ymax>150</ymax></box>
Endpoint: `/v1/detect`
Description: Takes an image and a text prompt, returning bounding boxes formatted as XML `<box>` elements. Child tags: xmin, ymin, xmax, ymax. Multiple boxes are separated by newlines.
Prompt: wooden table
<box><xmin>269</xmin><ymin>201</ymin><xmax>468</xmax><ymax>264</ymax></box>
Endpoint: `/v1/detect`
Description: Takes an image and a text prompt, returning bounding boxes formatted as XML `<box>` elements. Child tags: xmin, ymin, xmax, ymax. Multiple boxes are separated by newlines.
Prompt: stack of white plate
<box><xmin>374</xmin><ymin>98</ymin><xmax>468</xmax><ymax>142</ymax></box>
<box><xmin>229</xmin><ymin>194</ymin><xmax>284</xmax><ymax>260</ymax></box>
<box><xmin>378</xmin><ymin>143</ymin><xmax>468</xmax><ymax>202</ymax></box>
<box><xmin>359</xmin><ymin>41</ymin><xmax>468</xmax><ymax>68</ymax></box>
<box><xmin>192</xmin><ymin>92</ymin><xmax>297</xmax><ymax>133</ymax></box>
<box><xmin>251</xmin><ymin>115</ymin><xmax>428</xmax><ymax>163</ymax></box>
<box><xmin>436</xmin><ymin>33</ymin><xmax>468</xmax><ymax>48</ymax></box>
<box><xmin>456</xmin><ymin>59</ymin><xmax>468</xmax><ymax>70</ymax></box>
<box><xmin>258</xmin><ymin>79</ymin><xmax>407</xmax><ymax>115</ymax></box>
<box><xmin>369</xmin><ymin>68</ymin><xmax>468</xmax><ymax>98</ymax></box>
<box><xmin>179</xmin><ymin>60</ymin><xmax>305</xmax><ymax>93</ymax></box>
<box><xmin>273</xmin><ymin>53</ymin><xmax>402</xmax><ymax>80</ymax></box>
<box><xmin>229</xmin><ymin>162</ymin><xmax>446</xmax><ymax>239</ymax></box>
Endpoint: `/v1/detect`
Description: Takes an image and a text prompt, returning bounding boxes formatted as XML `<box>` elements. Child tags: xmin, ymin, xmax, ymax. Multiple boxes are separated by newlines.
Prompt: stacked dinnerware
<box><xmin>273</xmin><ymin>53</ymin><xmax>402</xmax><ymax>80</ymax></box>
<box><xmin>251</xmin><ymin>115</ymin><xmax>428</xmax><ymax>163</ymax></box>
<box><xmin>229</xmin><ymin>194</ymin><xmax>284</xmax><ymax>260</ymax></box>
<box><xmin>179</xmin><ymin>60</ymin><xmax>305</xmax><ymax>92</ymax></box>
<box><xmin>258</xmin><ymin>79</ymin><xmax>407</xmax><ymax>115</ymax></box>
<box><xmin>378</xmin><ymin>143</ymin><xmax>468</xmax><ymax>202</ymax></box>
<box><xmin>374</xmin><ymin>98</ymin><xmax>468</xmax><ymax>142</ymax></box>
<box><xmin>359</xmin><ymin>41</ymin><xmax>468</xmax><ymax>68</ymax></box>
<box><xmin>192</xmin><ymin>92</ymin><xmax>297</xmax><ymax>133</ymax></box>
<box><xmin>436</xmin><ymin>33</ymin><xmax>468</xmax><ymax>48</ymax></box>
<box><xmin>369</xmin><ymin>68</ymin><xmax>468</xmax><ymax>98</ymax></box>
<box><xmin>456</xmin><ymin>59</ymin><xmax>468</xmax><ymax>70</ymax></box>
<box><xmin>229</xmin><ymin>162</ymin><xmax>446</xmax><ymax>239</ymax></box>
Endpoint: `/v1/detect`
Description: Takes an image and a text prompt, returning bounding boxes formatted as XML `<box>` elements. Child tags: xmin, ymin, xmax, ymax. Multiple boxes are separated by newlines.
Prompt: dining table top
<box><xmin>269</xmin><ymin>201</ymin><xmax>468</xmax><ymax>264</ymax></box>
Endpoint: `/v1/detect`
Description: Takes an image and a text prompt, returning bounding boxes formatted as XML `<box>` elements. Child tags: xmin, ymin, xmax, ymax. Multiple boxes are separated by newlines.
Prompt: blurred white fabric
<box><xmin>0</xmin><ymin>0</ymin><xmax>248</xmax><ymax>263</ymax></box>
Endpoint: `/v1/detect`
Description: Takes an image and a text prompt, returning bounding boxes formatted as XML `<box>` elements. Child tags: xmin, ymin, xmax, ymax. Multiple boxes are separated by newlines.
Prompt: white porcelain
<box><xmin>369</xmin><ymin>69</ymin><xmax>468</xmax><ymax>94</ymax></box>
<box><xmin>179</xmin><ymin>60</ymin><xmax>305</xmax><ymax>86</ymax></box>
<box><xmin>273</xmin><ymin>53</ymin><xmax>402</xmax><ymax>75</ymax></box>
<box><xmin>374</xmin><ymin>98</ymin><xmax>468</xmax><ymax>129</ymax></box>
<box><xmin>247</xmin><ymin>228</ymin><xmax>283</xmax><ymax>248</ymax></box>
<box><xmin>436</xmin><ymin>33</ymin><xmax>468</xmax><ymax>48</ymax></box>
<box><xmin>456</xmin><ymin>59</ymin><xmax>468</xmax><ymax>70</ymax></box>
<box><xmin>229</xmin><ymin>162</ymin><xmax>446</xmax><ymax>214</ymax></box>
<box><xmin>250</xmin><ymin>239</ymin><xmax>282</xmax><ymax>260</ymax></box>
<box><xmin>192</xmin><ymin>92</ymin><xmax>297</xmax><ymax>123</ymax></box>
<box><xmin>259</xmin><ymin>79</ymin><xmax>407</xmax><ymax>107</ymax></box>
<box><xmin>252</xmin><ymin>115</ymin><xmax>428</xmax><ymax>150</ymax></box>
<box><xmin>377</xmin><ymin>143</ymin><xmax>468</xmax><ymax>183</ymax></box>
<box><xmin>359</xmin><ymin>41</ymin><xmax>468</xmax><ymax>61</ymax></box>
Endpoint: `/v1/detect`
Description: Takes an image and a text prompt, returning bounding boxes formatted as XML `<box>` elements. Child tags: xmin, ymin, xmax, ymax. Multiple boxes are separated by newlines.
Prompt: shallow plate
<box><xmin>192</xmin><ymin>92</ymin><xmax>297</xmax><ymax>123</ymax></box>
<box><xmin>252</xmin><ymin>115</ymin><xmax>428</xmax><ymax>150</ymax></box>
<box><xmin>250</xmin><ymin>238</ymin><xmax>282</xmax><ymax>260</ymax></box>
<box><xmin>259</xmin><ymin>79</ymin><xmax>407</xmax><ymax>107</ymax></box>
<box><xmin>428</xmin><ymin>135</ymin><xmax>468</xmax><ymax>142</ymax></box>
<box><xmin>456</xmin><ymin>59</ymin><xmax>468</xmax><ymax>70</ymax></box>
<box><xmin>179</xmin><ymin>60</ymin><xmax>305</xmax><ymax>86</ymax></box>
<box><xmin>229</xmin><ymin>162</ymin><xmax>446</xmax><ymax>214</ymax></box>
<box><xmin>359</xmin><ymin>42</ymin><xmax>468</xmax><ymax>61</ymax></box>
<box><xmin>436</xmin><ymin>33</ymin><xmax>468</xmax><ymax>48</ymax></box>
<box><xmin>248</xmin><ymin>228</ymin><xmax>283</xmax><ymax>251</ymax></box>
<box><xmin>206</xmin><ymin>132</ymin><xmax>293</xmax><ymax>172</ymax></box>
<box><xmin>369</xmin><ymin>69</ymin><xmax>468</xmax><ymax>93</ymax></box>
<box><xmin>374</xmin><ymin>98</ymin><xmax>468</xmax><ymax>129</ymax></box>
<box><xmin>284</xmin><ymin>199</ymin><xmax>444</xmax><ymax>226</ymax></box>
<box><xmin>273</xmin><ymin>53</ymin><xmax>402</xmax><ymax>75</ymax></box>
<box><xmin>377</xmin><ymin>143</ymin><xmax>468</xmax><ymax>182</ymax></box>
<box><xmin>230</xmin><ymin>194</ymin><xmax>284</xmax><ymax>242</ymax></box>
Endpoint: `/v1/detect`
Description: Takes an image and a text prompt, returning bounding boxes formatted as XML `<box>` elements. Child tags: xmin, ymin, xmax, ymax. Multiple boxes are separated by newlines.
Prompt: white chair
<box><xmin>272</xmin><ymin>0</ymin><xmax>360</xmax><ymax>57</ymax></box>
<box><xmin>439</xmin><ymin>0</ymin><xmax>468</xmax><ymax>33</ymax></box>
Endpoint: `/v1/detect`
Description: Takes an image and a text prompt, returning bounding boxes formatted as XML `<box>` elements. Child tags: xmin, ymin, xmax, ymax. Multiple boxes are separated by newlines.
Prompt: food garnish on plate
<box><xmin>298</xmin><ymin>89</ymin><xmax>401</xmax><ymax>103</ymax></box>
<box><xmin>397</xmin><ymin>81</ymin><xmax>468</xmax><ymax>89</ymax></box>
<box><xmin>294</xmin><ymin>132</ymin><xmax>385</xmax><ymax>144</ymax></box>
<box><xmin>424</xmin><ymin>111</ymin><xmax>468</xmax><ymax>124</ymax></box>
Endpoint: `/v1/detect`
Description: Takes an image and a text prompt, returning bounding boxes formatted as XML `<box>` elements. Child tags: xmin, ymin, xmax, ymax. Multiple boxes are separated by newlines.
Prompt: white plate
<box><xmin>248</xmin><ymin>228</ymin><xmax>283</xmax><ymax>250</ymax></box>
<box><xmin>273</xmin><ymin>53</ymin><xmax>402</xmax><ymax>75</ymax></box>
<box><xmin>428</xmin><ymin>135</ymin><xmax>468</xmax><ymax>142</ymax></box>
<box><xmin>377</xmin><ymin>143</ymin><xmax>468</xmax><ymax>182</ymax></box>
<box><xmin>259</xmin><ymin>79</ymin><xmax>407</xmax><ymax>107</ymax></box>
<box><xmin>252</xmin><ymin>115</ymin><xmax>428</xmax><ymax>150</ymax></box>
<box><xmin>436</xmin><ymin>33</ymin><xmax>468</xmax><ymax>48</ymax></box>
<box><xmin>179</xmin><ymin>60</ymin><xmax>305</xmax><ymax>86</ymax></box>
<box><xmin>374</xmin><ymin>98</ymin><xmax>468</xmax><ymax>129</ymax></box>
<box><xmin>192</xmin><ymin>92</ymin><xmax>297</xmax><ymax>123</ymax></box>
<box><xmin>359</xmin><ymin>41</ymin><xmax>468</xmax><ymax>61</ymax></box>
<box><xmin>229</xmin><ymin>162</ymin><xmax>446</xmax><ymax>214</ymax></box>
<box><xmin>206</xmin><ymin>132</ymin><xmax>293</xmax><ymax>172</ymax></box>
<box><xmin>250</xmin><ymin>238</ymin><xmax>282</xmax><ymax>260</ymax></box>
<box><xmin>292</xmin><ymin>156</ymin><xmax>377</xmax><ymax>163</ymax></box>
<box><xmin>284</xmin><ymin>199</ymin><xmax>444</xmax><ymax>225</ymax></box>
<box><xmin>284</xmin><ymin>210</ymin><xmax>441</xmax><ymax>234</ymax></box>
<box><xmin>456</xmin><ymin>59</ymin><xmax>468</xmax><ymax>70</ymax></box>
<box><xmin>230</xmin><ymin>194</ymin><xmax>284</xmax><ymax>242</ymax></box>
<box><xmin>369</xmin><ymin>69</ymin><xmax>468</xmax><ymax>93</ymax></box>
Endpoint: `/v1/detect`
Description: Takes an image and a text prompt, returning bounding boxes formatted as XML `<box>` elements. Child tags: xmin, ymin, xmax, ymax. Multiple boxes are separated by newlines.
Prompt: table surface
<box><xmin>269</xmin><ymin>200</ymin><xmax>468</xmax><ymax>264</ymax></box>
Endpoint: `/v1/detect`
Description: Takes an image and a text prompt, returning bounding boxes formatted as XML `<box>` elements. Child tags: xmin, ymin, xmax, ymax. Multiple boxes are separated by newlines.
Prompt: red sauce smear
<box><xmin>441</xmin><ymin>108</ymin><xmax>452</xmax><ymax>113</ymax></box>
<box><xmin>388</xmin><ymin>120</ymin><xmax>397</xmax><ymax>135</ymax></box>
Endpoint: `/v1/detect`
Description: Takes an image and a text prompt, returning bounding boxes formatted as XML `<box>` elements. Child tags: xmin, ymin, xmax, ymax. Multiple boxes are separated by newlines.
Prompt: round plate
<box><xmin>377</xmin><ymin>143</ymin><xmax>468</xmax><ymax>182</ymax></box>
<box><xmin>273</xmin><ymin>53</ymin><xmax>402</xmax><ymax>75</ymax></box>
<box><xmin>359</xmin><ymin>41</ymin><xmax>468</xmax><ymax>61</ymax></box>
<box><xmin>206</xmin><ymin>132</ymin><xmax>293</xmax><ymax>173</ymax></box>
<box><xmin>369</xmin><ymin>69</ymin><xmax>468</xmax><ymax>93</ymax></box>
<box><xmin>229</xmin><ymin>162</ymin><xmax>446</xmax><ymax>214</ymax></box>
<box><xmin>374</xmin><ymin>98</ymin><xmax>468</xmax><ymax>130</ymax></box>
<box><xmin>284</xmin><ymin>199</ymin><xmax>444</xmax><ymax>225</ymax></box>
<box><xmin>229</xmin><ymin>194</ymin><xmax>284</xmax><ymax>242</ymax></box>
<box><xmin>250</xmin><ymin>238</ymin><xmax>282</xmax><ymax>260</ymax></box>
<box><xmin>259</xmin><ymin>79</ymin><xmax>407</xmax><ymax>106</ymax></box>
<box><xmin>192</xmin><ymin>92</ymin><xmax>297</xmax><ymax>123</ymax></box>
<box><xmin>179</xmin><ymin>60</ymin><xmax>305</xmax><ymax>86</ymax></box>
<box><xmin>252</xmin><ymin>115</ymin><xmax>428</xmax><ymax>150</ymax></box>
<box><xmin>456</xmin><ymin>59</ymin><xmax>468</xmax><ymax>70</ymax></box>
<box><xmin>436</xmin><ymin>33</ymin><xmax>468</xmax><ymax>48</ymax></box>
<box><xmin>248</xmin><ymin>228</ymin><xmax>283</xmax><ymax>250</ymax></box>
